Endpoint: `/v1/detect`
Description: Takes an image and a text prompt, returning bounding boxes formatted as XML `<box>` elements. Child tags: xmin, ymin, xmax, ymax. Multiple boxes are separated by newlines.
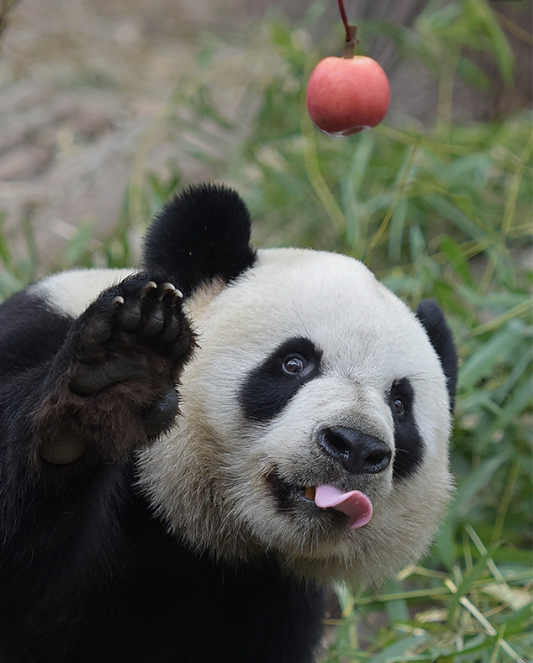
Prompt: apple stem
<box><xmin>337</xmin><ymin>0</ymin><xmax>359</xmax><ymax>59</ymax></box>
<box><xmin>343</xmin><ymin>24</ymin><xmax>359</xmax><ymax>59</ymax></box>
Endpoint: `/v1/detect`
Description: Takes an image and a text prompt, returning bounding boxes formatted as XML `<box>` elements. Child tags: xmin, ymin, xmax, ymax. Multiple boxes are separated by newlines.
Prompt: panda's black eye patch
<box><xmin>388</xmin><ymin>378</ymin><xmax>424</xmax><ymax>480</ymax></box>
<box><xmin>240</xmin><ymin>338</ymin><xmax>322</xmax><ymax>423</ymax></box>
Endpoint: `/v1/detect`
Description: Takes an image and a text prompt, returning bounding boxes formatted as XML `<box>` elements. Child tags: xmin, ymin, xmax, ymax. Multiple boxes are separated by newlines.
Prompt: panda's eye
<box><xmin>393</xmin><ymin>398</ymin><xmax>405</xmax><ymax>417</ymax></box>
<box><xmin>282</xmin><ymin>354</ymin><xmax>306</xmax><ymax>375</ymax></box>
<box><xmin>389</xmin><ymin>379</ymin><xmax>413</xmax><ymax>419</ymax></box>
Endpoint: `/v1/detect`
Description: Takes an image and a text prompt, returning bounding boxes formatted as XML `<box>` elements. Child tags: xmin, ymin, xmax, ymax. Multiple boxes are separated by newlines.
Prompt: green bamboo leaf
<box><xmin>439</xmin><ymin>236</ymin><xmax>476</xmax><ymax>288</ymax></box>
<box><xmin>456</xmin><ymin>55</ymin><xmax>491</xmax><ymax>90</ymax></box>
<box><xmin>449</xmin><ymin>452</ymin><xmax>511</xmax><ymax>523</ymax></box>
<box><xmin>388</xmin><ymin>198</ymin><xmax>408</xmax><ymax>262</ymax></box>
<box><xmin>494</xmin><ymin>346</ymin><xmax>532</xmax><ymax>403</ymax></box>
<box><xmin>0</xmin><ymin>232</ymin><xmax>13</xmax><ymax>270</ymax></box>
<box><xmin>382</xmin><ymin>580</ymin><xmax>411</xmax><ymax>623</ymax></box>
<box><xmin>434</xmin><ymin>520</ymin><xmax>457</xmax><ymax>570</ymax></box>
<box><xmin>0</xmin><ymin>272</ymin><xmax>25</xmax><ymax>300</ymax></box>
<box><xmin>64</xmin><ymin>224</ymin><xmax>95</xmax><ymax>266</ymax></box>
<box><xmin>427</xmin><ymin>193</ymin><xmax>488</xmax><ymax>239</ymax></box>
<box><xmin>447</xmin><ymin>548</ymin><xmax>493</xmax><ymax>623</ymax></box>
<box><xmin>369</xmin><ymin>633</ymin><xmax>431</xmax><ymax>662</ymax></box>
<box><xmin>459</xmin><ymin>321</ymin><xmax>527</xmax><ymax>390</ymax></box>
<box><xmin>462</xmin><ymin>0</ymin><xmax>515</xmax><ymax>83</ymax></box>
<box><xmin>500</xmin><ymin>601</ymin><xmax>533</xmax><ymax>633</ymax></box>
<box><xmin>409</xmin><ymin>224</ymin><xmax>426</xmax><ymax>263</ymax></box>
<box><xmin>348</xmin><ymin>131</ymin><xmax>375</xmax><ymax>201</ymax></box>
<box><xmin>485</xmin><ymin>377</ymin><xmax>533</xmax><ymax>439</ymax></box>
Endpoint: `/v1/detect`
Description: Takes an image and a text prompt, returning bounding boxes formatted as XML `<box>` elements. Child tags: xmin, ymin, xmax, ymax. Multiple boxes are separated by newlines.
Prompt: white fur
<box><xmin>34</xmin><ymin>268</ymin><xmax>136</xmax><ymax>318</ymax></box>
<box><xmin>138</xmin><ymin>249</ymin><xmax>453</xmax><ymax>585</ymax></box>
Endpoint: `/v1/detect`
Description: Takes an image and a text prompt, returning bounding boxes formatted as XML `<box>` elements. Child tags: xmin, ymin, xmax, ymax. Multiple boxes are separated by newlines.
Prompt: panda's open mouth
<box><xmin>264</xmin><ymin>467</ymin><xmax>373</xmax><ymax>529</ymax></box>
<box><xmin>264</xmin><ymin>466</ymin><xmax>315</xmax><ymax>506</ymax></box>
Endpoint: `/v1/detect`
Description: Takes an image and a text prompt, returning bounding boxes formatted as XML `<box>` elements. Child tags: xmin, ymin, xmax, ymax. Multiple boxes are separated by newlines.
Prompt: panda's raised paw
<box><xmin>36</xmin><ymin>274</ymin><xmax>195</xmax><ymax>464</ymax></box>
<box><xmin>116</xmin><ymin>280</ymin><xmax>180</xmax><ymax>335</ymax></box>
<box><xmin>76</xmin><ymin>275</ymin><xmax>186</xmax><ymax>351</ymax></box>
<box><xmin>67</xmin><ymin>273</ymin><xmax>194</xmax><ymax>396</ymax></box>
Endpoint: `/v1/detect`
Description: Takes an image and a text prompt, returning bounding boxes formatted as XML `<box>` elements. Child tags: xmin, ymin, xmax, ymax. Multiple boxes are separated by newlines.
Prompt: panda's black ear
<box><xmin>143</xmin><ymin>183</ymin><xmax>257</xmax><ymax>297</ymax></box>
<box><xmin>415</xmin><ymin>299</ymin><xmax>458</xmax><ymax>413</ymax></box>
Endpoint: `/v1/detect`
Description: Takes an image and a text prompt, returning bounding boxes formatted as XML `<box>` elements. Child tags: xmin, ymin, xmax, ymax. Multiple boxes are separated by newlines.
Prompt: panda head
<box><xmin>138</xmin><ymin>184</ymin><xmax>457</xmax><ymax>585</ymax></box>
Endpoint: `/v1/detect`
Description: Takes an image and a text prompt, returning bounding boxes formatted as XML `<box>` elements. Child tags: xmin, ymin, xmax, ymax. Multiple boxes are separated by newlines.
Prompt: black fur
<box><xmin>240</xmin><ymin>337</ymin><xmax>322</xmax><ymax>422</ymax></box>
<box><xmin>0</xmin><ymin>276</ymin><xmax>324</xmax><ymax>663</ymax></box>
<box><xmin>415</xmin><ymin>299</ymin><xmax>458</xmax><ymax>412</ymax></box>
<box><xmin>144</xmin><ymin>183</ymin><xmax>257</xmax><ymax>296</ymax></box>
<box><xmin>389</xmin><ymin>378</ymin><xmax>424</xmax><ymax>479</ymax></box>
<box><xmin>0</xmin><ymin>290</ymin><xmax>73</xmax><ymax>378</ymax></box>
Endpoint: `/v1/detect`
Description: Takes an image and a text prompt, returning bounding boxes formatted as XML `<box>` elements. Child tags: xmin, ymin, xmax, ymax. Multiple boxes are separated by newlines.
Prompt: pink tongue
<box><xmin>315</xmin><ymin>485</ymin><xmax>373</xmax><ymax>529</ymax></box>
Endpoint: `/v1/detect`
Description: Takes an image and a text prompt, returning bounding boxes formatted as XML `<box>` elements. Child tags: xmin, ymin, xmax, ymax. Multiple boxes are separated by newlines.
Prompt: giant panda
<box><xmin>0</xmin><ymin>184</ymin><xmax>457</xmax><ymax>663</ymax></box>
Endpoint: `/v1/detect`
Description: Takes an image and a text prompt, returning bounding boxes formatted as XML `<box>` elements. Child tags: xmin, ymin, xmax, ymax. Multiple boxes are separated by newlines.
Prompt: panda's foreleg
<box><xmin>0</xmin><ymin>273</ymin><xmax>195</xmax><ymax>654</ymax></box>
<box><xmin>33</xmin><ymin>273</ymin><xmax>195</xmax><ymax>467</ymax></box>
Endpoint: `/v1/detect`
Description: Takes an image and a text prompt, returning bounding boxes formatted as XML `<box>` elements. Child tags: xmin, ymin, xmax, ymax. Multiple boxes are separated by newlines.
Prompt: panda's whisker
<box><xmin>406</xmin><ymin>371</ymin><xmax>443</xmax><ymax>382</ymax></box>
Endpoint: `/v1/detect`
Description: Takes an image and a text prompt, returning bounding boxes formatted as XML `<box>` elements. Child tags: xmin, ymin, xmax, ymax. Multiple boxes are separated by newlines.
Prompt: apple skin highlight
<box><xmin>306</xmin><ymin>55</ymin><xmax>391</xmax><ymax>136</ymax></box>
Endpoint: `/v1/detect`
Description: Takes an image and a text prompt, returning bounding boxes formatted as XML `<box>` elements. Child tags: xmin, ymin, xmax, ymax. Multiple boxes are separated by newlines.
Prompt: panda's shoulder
<box><xmin>33</xmin><ymin>268</ymin><xmax>137</xmax><ymax>318</ymax></box>
<box><xmin>0</xmin><ymin>268</ymin><xmax>136</xmax><ymax>378</ymax></box>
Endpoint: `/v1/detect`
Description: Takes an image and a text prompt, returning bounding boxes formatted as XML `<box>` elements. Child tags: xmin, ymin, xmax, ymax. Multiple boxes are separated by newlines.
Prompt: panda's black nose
<box><xmin>318</xmin><ymin>426</ymin><xmax>391</xmax><ymax>475</ymax></box>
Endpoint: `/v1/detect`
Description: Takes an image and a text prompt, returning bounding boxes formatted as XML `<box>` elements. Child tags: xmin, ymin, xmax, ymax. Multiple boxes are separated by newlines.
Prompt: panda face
<box><xmin>138</xmin><ymin>248</ymin><xmax>453</xmax><ymax>585</ymax></box>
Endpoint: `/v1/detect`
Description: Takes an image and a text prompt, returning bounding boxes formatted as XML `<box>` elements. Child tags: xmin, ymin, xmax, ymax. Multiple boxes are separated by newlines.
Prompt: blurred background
<box><xmin>0</xmin><ymin>0</ymin><xmax>531</xmax><ymax>661</ymax></box>
<box><xmin>0</xmin><ymin>0</ymin><xmax>530</xmax><ymax>271</ymax></box>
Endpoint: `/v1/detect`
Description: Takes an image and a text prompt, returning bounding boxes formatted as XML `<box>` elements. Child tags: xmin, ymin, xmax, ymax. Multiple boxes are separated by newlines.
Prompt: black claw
<box><xmin>141</xmin><ymin>281</ymin><xmax>158</xmax><ymax>298</ymax></box>
<box><xmin>162</xmin><ymin>283</ymin><xmax>177</xmax><ymax>296</ymax></box>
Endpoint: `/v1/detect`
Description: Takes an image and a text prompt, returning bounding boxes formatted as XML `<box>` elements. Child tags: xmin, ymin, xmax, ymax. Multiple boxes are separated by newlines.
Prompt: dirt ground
<box><xmin>0</xmin><ymin>0</ymin><xmax>251</xmax><ymax>270</ymax></box>
<box><xmin>0</xmin><ymin>0</ymin><xmax>530</xmax><ymax>274</ymax></box>
<box><xmin>0</xmin><ymin>0</ymin><xmax>344</xmax><ymax>271</ymax></box>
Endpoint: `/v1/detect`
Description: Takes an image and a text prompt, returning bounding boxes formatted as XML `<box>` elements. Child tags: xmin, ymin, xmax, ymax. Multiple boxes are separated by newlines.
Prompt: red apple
<box><xmin>306</xmin><ymin>55</ymin><xmax>391</xmax><ymax>136</ymax></box>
